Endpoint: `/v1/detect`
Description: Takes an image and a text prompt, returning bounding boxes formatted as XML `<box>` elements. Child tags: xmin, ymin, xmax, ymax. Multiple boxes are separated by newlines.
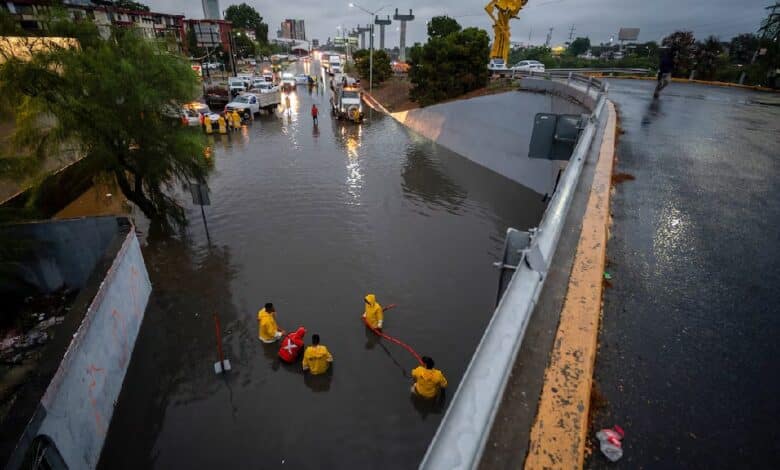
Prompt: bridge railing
<box><xmin>419</xmin><ymin>74</ymin><xmax>609</xmax><ymax>470</ymax></box>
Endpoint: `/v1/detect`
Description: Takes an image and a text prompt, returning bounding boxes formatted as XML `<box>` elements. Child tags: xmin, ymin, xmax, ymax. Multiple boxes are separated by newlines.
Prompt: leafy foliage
<box><xmin>662</xmin><ymin>31</ymin><xmax>696</xmax><ymax>77</ymax></box>
<box><xmin>0</xmin><ymin>28</ymin><xmax>210</xmax><ymax>227</ymax></box>
<box><xmin>694</xmin><ymin>36</ymin><xmax>724</xmax><ymax>80</ymax></box>
<box><xmin>408</xmin><ymin>21</ymin><xmax>490</xmax><ymax>106</ymax></box>
<box><xmin>352</xmin><ymin>49</ymin><xmax>392</xmax><ymax>86</ymax></box>
<box><xmin>233</xmin><ymin>33</ymin><xmax>256</xmax><ymax>58</ymax></box>
<box><xmin>224</xmin><ymin>2</ymin><xmax>268</xmax><ymax>46</ymax></box>
<box><xmin>567</xmin><ymin>37</ymin><xmax>590</xmax><ymax>56</ymax></box>
<box><xmin>113</xmin><ymin>0</ymin><xmax>150</xmax><ymax>12</ymax></box>
<box><xmin>427</xmin><ymin>16</ymin><xmax>461</xmax><ymax>39</ymax></box>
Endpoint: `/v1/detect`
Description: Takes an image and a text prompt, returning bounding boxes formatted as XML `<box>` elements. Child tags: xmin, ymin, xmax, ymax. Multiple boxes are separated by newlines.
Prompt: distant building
<box><xmin>279</xmin><ymin>18</ymin><xmax>305</xmax><ymax>41</ymax></box>
<box><xmin>2</xmin><ymin>0</ymin><xmax>185</xmax><ymax>48</ymax></box>
<box><xmin>311</xmin><ymin>38</ymin><xmax>319</xmax><ymax>48</ymax></box>
<box><xmin>202</xmin><ymin>0</ymin><xmax>220</xmax><ymax>20</ymax></box>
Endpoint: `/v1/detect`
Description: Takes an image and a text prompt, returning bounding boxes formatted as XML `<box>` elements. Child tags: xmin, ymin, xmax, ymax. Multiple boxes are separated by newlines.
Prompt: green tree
<box><xmin>233</xmin><ymin>32</ymin><xmax>256</xmax><ymax>58</ymax></box>
<box><xmin>409</xmin><ymin>21</ymin><xmax>490</xmax><ymax>106</ymax></box>
<box><xmin>567</xmin><ymin>37</ymin><xmax>590</xmax><ymax>56</ymax></box>
<box><xmin>759</xmin><ymin>2</ymin><xmax>780</xmax><ymax>42</ymax></box>
<box><xmin>224</xmin><ymin>2</ymin><xmax>269</xmax><ymax>44</ymax></box>
<box><xmin>427</xmin><ymin>16</ymin><xmax>461</xmax><ymax>39</ymax></box>
<box><xmin>114</xmin><ymin>0</ymin><xmax>150</xmax><ymax>12</ymax></box>
<box><xmin>695</xmin><ymin>35</ymin><xmax>723</xmax><ymax>80</ymax></box>
<box><xmin>352</xmin><ymin>49</ymin><xmax>392</xmax><ymax>86</ymax></box>
<box><xmin>728</xmin><ymin>33</ymin><xmax>759</xmax><ymax>64</ymax></box>
<box><xmin>662</xmin><ymin>30</ymin><xmax>696</xmax><ymax>77</ymax></box>
<box><xmin>0</xmin><ymin>29</ymin><xmax>209</xmax><ymax>226</ymax></box>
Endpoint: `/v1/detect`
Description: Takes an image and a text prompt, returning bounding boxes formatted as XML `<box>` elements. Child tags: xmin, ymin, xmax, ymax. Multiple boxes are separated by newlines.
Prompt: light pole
<box><xmin>349</xmin><ymin>2</ymin><xmax>386</xmax><ymax>93</ymax></box>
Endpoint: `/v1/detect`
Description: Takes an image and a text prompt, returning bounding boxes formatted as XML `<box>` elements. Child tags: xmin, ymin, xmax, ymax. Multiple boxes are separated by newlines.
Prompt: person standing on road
<box><xmin>285</xmin><ymin>94</ymin><xmax>291</xmax><ymax>115</ymax></box>
<box><xmin>654</xmin><ymin>47</ymin><xmax>675</xmax><ymax>98</ymax></box>
<box><xmin>311</xmin><ymin>104</ymin><xmax>319</xmax><ymax>125</ymax></box>
<box><xmin>258</xmin><ymin>303</ymin><xmax>284</xmax><ymax>343</ymax></box>
<box><xmin>411</xmin><ymin>356</ymin><xmax>448</xmax><ymax>399</ymax></box>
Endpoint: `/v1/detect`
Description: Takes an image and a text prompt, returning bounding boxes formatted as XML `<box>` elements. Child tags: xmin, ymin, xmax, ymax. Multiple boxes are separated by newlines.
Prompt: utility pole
<box><xmin>567</xmin><ymin>24</ymin><xmax>576</xmax><ymax>43</ymax></box>
<box><xmin>545</xmin><ymin>27</ymin><xmax>553</xmax><ymax>47</ymax></box>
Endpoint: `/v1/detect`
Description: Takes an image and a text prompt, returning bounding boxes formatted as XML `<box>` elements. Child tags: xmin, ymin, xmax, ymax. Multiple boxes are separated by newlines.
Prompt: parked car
<box><xmin>250</xmin><ymin>82</ymin><xmax>280</xmax><ymax>94</ymax></box>
<box><xmin>181</xmin><ymin>107</ymin><xmax>202</xmax><ymax>126</ymax></box>
<box><xmin>281</xmin><ymin>72</ymin><xmax>296</xmax><ymax>92</ymax></box>
<box><xmin>512</xmin><ymin>60</ymin><xmax>545</xmax><ymax>73</ymax></box>
<box><xmin>487</xmin><ymin>58</ymin><xmax>507</xmax><ymax>71</ymax></box>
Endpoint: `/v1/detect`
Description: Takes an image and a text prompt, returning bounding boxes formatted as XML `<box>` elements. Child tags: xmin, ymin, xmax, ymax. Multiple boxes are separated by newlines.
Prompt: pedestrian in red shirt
<box><xmin>311</xmin><ymin>104</ymin><xmax>319</xmax><ymax>125</ymax></box>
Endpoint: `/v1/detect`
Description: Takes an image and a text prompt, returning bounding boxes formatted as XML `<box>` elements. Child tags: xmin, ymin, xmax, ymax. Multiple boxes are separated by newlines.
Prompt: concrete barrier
<box><xmin>391</xmin><ymin>91</ymin><xmax>587</xmax><ymax>195</ymax></box>
<box><xmin>5</xmin><ymin>218</ymin><xmax>151</xmax><ymax>469</ymax></box>
<box><xmin>417</xmin><ymin>77</ymin><xmax>609</xmax><ymax>469</ymax></box>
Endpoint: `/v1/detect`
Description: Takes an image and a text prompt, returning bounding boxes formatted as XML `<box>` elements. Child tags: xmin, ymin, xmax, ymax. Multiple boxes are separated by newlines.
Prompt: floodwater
<box><xmin>99</xmin><ymin>63</ymin><xmax>546</xmax><ymax>469</ymax></box>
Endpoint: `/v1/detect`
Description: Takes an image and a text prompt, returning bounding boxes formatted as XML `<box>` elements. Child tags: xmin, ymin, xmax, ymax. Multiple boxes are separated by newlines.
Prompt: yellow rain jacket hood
<box><xmin>412</xmin><ymin>366</ymin><xmax>448</xmax><ymax>398</ymax></box>
<box><xmin>302</xmin><ymin>344</ymin><xmax>333</xmax><ymax>375</ymax></box>
<box><xmin>258</xmin><ymin>308</ymin><xmax>279</xmax><ymax>342</ymax></box>
<box><xmin>363</xmin><ymin>294</ymin><xmax>383</xmax><ymax>329</ymax></box>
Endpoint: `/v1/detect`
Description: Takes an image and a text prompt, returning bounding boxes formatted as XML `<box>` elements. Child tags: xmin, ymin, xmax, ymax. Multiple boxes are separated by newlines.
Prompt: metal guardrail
<box><xmin>419</xmin><ymin>76</ymin><xmax>609</xmax><ymax>470</ymax></box>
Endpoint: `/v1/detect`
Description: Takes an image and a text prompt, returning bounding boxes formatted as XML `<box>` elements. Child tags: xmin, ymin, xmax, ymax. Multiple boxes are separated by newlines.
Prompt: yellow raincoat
<box><xmin>411</xmin><ymin>366</ymin><xmax>448</xmax><ymax>398</ymax></box>
<box><xmin>302</xmin><ymin>345</ymin><xmax>333</xmax><ymax>375</ymax></box>
<box><xmin>231</xmin><ymin>110</ymin><xmax>241</xmax><ymax>129</ymax></box>
<box><xmin>258</xmin><ymin>308</ymin><xmax>281</xmax><ymax>343</ymax></box>
<box><xmin>363</xmin><ymin>294</ymin><xmax>383</xmax><ymax>329</ymax></box>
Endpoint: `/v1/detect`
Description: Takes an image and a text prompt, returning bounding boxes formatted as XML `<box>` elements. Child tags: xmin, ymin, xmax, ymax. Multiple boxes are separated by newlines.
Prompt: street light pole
<box><xmin>349</xmin><ymin>3</ymin><xmax>386</xmax><ymax>94</ymax></box>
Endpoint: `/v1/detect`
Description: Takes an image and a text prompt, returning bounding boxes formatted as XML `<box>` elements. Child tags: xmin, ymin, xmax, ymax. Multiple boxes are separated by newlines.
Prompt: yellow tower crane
<box><xmin>484</xmin><ymin>0</ymin><xmax>528</xmax><ymax>64</ymax></box>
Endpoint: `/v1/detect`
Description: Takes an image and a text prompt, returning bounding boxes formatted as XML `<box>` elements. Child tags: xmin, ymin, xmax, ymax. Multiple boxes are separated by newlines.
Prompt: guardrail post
<box><xmin>585</xmin><ymin>76</ymin><xmax>592</xmax><ymax>96</ymax></box>
<box><xmin>567</xmin><ymin>71</ymin><xmax>572</xmax><ymax>85</ymax></box>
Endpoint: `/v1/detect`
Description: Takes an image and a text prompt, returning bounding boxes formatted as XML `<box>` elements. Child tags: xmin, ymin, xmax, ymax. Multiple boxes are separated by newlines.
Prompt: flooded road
<box><xmin>99</xmin><ymin>63</ymin><xmax>546</xmax><ymax>469</ymax></box>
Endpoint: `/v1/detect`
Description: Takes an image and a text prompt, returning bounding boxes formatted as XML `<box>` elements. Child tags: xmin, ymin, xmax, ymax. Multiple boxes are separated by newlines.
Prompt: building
<box><xmin>186</xmin><ymin>19</ymin><xmax>232</xmax><ymax>53</ymax></box>
<box><xmin>279</xmin><ymin>18</ymin><xmax>305</xmax><ymax>41</ymax></box>
<box><xmin>2</xmin><ymin>0</ymin><xmax>186</xmax><ymax>47</ymax></box>
<box><xmin>201</xmin><ymin>0</ymin><xmax>219</xmax><ymax>20</ymax></box>
<box><xmin>311</xmin><ymin>38</ymin><xmax>319</xmax><ymax>48</ymax></box>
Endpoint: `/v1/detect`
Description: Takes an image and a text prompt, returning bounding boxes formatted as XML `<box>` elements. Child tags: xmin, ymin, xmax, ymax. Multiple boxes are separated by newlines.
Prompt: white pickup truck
<box><xmin>225</xmin><ymin>92</ymin><xmax>280</xmax><ymax>117</ymax></box>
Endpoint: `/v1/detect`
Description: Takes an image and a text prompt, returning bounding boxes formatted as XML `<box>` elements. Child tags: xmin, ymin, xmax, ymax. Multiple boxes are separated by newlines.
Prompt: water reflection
<box><xmin>98</xmin><ymin>236</ymin><xmax>239</xmax><ymax>468</ymax></box>
<box><xmin>303</xmin><ymin>367</ymin><xmax>333</xmax><ymax>393</ymax></box>
<box><xmin>401</xmin><ymin>145</ymin><xmax>466</xmax><ymax>212</ymax></box>
<box><xmin>410</xmin><ymin>389</ymin><xmax>447</xmax><ymax>420</ymax></box>
<box><xmin>334</xmin><ymin>124</ymin><xmax>364</xmax><ymax>206</ymax></box>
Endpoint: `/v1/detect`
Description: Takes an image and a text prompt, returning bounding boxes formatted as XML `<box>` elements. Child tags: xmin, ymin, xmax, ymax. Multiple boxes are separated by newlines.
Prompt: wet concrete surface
<box><xmin>98</xmin><ymin>63</ymin><xmax>547</xmax><ymax>469</ymax></box>
<box><xmin>587</xmin><ymin>80</ymin><xmax>780</xmax><ymax>468</ymax></box>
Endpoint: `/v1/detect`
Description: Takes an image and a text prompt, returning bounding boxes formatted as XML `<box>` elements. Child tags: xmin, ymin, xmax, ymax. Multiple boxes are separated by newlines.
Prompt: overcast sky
<box><xmin>147</xmin><ymin>0</ymin><xmax>772</xmax><ymax>46</ymax></box>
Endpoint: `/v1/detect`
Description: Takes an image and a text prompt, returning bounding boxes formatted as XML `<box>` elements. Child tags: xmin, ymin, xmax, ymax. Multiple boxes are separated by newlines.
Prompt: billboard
<box><xmin>618</xmin><ymin>28</ymin><xmax>640</xmax><ymax>41</ymax></box>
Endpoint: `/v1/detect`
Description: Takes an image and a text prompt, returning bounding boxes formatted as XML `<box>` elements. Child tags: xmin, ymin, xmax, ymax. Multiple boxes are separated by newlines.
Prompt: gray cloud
<box><xmin>147</xmin><ymin>0</ymin><xmax>771</xmax><ymax>46</ymax></box>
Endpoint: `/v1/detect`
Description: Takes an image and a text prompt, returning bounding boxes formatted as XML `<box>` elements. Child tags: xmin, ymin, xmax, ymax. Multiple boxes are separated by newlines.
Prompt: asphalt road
<box><xmin>587</xmin><ymin>80</ymin><xmax>780</xmax><ymax>468</ymax></box>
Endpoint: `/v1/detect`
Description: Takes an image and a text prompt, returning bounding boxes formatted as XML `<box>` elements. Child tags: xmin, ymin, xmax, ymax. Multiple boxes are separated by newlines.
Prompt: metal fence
<box><xmin>419</xmin><ymin>75</ymin><xmax>609</xmax><ymax>470</ymax></box>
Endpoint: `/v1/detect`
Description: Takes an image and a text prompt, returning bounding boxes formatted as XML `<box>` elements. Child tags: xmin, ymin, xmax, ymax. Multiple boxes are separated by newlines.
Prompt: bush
<box><xmin>408</xmin><ymin>19</ymin><xmax>490</xmax><ymax>106</ymax></box>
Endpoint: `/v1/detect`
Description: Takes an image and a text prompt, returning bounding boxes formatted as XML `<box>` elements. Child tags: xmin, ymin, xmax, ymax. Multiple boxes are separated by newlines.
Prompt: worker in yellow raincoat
<box><xmin>230</xmin><ymin>109</ymin><xmax>242</xmax><ymax>130</ymax></box>
<box><xmin>362</xmin><ymin>294</ymin><xmax>383</xmax><ymax>329</ymax></box>
<box><xmin>204</xmin><ymin>115</ymin><xmax>213</xmax><ymax>134</ymax></box>
<box><xmin>217</xmin><ymin>114</ymin><xmax>228</xmax><ymax>134</ymax></box>
<box><xmin>411</xmin><ymin>356</ymin><xmax>448</xmax><ymax>399</ymax></box>
<box><xmin>302</xmin><ymin>334</ymin><xmax>333</xmax><ymax>375</ymax></box>
<box><xmin>258</xmin><ymin>303</ymin><xmax>284</xmax><ymax>343</ymax></box>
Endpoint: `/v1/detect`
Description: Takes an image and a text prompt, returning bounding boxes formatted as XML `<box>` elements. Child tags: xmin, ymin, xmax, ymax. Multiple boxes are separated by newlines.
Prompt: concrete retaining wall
<box><xmin>6</xmin><ymin>220</ymin><xmax>151</xmax><ymax>469</ymax></box>
<box><xmin>391</xmin><ymin>89</ymin><xmax>587</xmax><ymax>194</ymax></box>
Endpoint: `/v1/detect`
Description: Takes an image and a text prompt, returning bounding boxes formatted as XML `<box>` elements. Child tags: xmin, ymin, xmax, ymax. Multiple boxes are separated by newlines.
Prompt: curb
<box><xmin>614</xmin><ymin>75</ymin><xmax>779</xmax><ymax>93</ymax></box>
<box><xmin>361</xmin><ymin>91</ymin><xmax>392</xmax><ymax>115</ymax></box>
<box><xmin>525</xmin><ymin>101</ymin><xmax>617</xmax><ymax>470</ymax></box>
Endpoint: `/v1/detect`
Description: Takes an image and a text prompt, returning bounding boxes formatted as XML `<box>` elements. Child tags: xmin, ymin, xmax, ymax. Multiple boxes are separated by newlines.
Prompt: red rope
<box><xmin>362</xmin><ymin>304</ymin><xmax>424</xmax><ymax>365</ymax></box>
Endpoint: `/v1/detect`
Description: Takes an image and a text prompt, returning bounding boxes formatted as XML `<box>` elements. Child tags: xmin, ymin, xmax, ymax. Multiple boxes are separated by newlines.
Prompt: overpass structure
<box><xmin>393</xmin><ymin>8</ymin><xmax>414</xmax><ymax>61</ymax></box>
<box><xmin>374</xmin><ymin>15</ymin><xmax>392</xmax><ymax>50</ymax></box>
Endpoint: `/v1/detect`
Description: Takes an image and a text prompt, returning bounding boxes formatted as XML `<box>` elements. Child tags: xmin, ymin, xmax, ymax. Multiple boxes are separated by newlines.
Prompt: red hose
<box><xmin>362</xmin><ymin>304</ymin><xmax>424</xmax><ymax>365</ymax></box>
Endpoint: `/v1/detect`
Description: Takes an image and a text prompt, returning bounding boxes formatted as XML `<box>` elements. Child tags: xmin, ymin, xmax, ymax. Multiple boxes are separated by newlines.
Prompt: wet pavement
<box><xmin>587</xmin><ymin>80</ymin><xmax>780</xmax><ymax>468</ymax></box>
<box><xmin>98</xmin><ymin>63</ymin><xmax>546</xmax><ymax>469</ymax></box>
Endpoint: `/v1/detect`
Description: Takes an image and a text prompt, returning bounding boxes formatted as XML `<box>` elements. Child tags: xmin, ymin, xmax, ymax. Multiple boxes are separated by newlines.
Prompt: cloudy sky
<box><xmin>147</xmin><ymin>0</ymin><xmax>772</xmax><ymax>46</ymax></box>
